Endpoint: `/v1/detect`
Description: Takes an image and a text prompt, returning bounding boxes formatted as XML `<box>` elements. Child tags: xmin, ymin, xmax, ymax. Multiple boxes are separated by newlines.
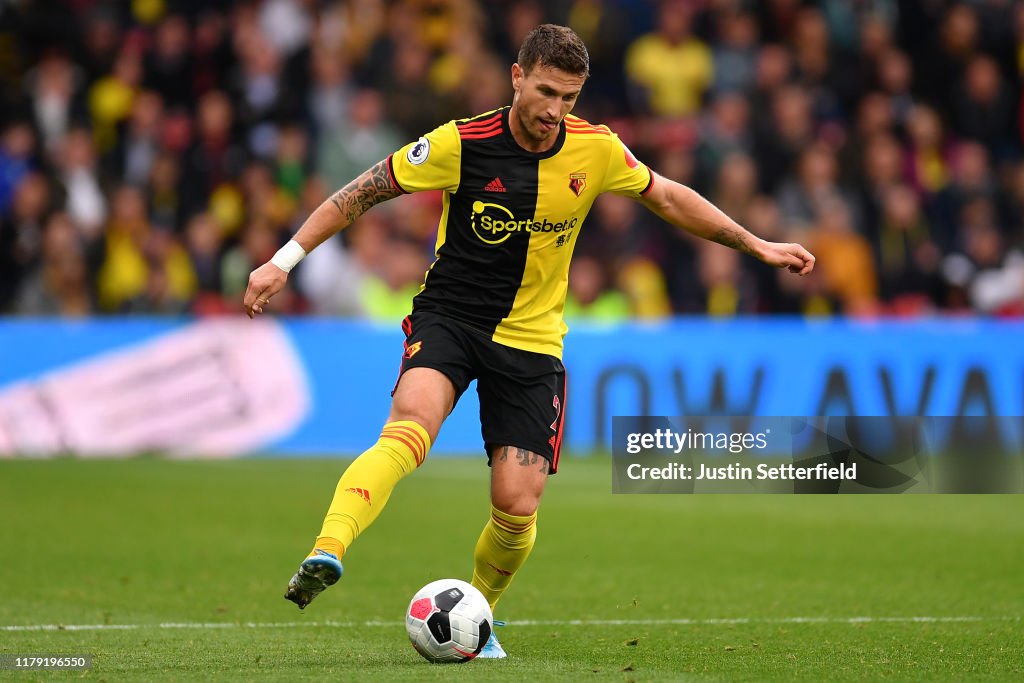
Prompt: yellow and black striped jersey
<box><xmin>388</xmin><ymin>107</ymin><xmax>653</xmax><ymax>359</ymax></box>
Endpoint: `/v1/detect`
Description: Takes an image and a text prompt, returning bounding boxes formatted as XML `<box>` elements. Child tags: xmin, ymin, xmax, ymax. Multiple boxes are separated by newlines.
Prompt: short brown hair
<box><xmin>517</xmin><ymin>24</ymin><xmax>590</xmax><ymax>78</ymax></box>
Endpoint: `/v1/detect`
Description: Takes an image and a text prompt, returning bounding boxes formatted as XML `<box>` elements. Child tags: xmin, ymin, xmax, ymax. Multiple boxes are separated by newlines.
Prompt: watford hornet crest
<box><xmin>568</xmin><ymin>172</ymin><xmax>587</xmax><ymax>197</ymax></box>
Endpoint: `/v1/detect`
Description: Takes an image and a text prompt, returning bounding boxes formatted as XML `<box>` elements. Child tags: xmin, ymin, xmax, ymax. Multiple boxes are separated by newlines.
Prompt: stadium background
<box><xmin>2</xmin><ymin>0</ymin><xmax>1024</xmax><ymax>320</ymax></box>
<box><xmin>1</xmin><ymin>0</ymin><xmax>1023</xmax><ymax>457</ymax></box>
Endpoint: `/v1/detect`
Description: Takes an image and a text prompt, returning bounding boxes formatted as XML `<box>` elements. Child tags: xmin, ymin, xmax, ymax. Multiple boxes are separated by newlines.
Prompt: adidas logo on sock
<box><xmin>484</xmin><ymin>177</ymin><xmax>506</xmax><ymax>192</ymax></box>
<box><xmin>487</xmin><ymin>562</ymin><xmax>513</xmax><ymax>576</ymax></box>
<box><xmin>345</xmin><ymin>487</ymin><xmax>371</xmax><ymax>504</ymax></box>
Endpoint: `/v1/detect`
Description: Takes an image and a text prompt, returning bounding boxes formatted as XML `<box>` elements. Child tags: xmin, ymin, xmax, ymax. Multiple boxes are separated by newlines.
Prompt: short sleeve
<box><xmin>389</xmin><ymin>121</ymin><xmax>461</xmax><ymax>194</ymax></box>
<box><xmin>602</xmin><ymin>133</ymin><xmax>654</xmax><ymax>198</ymax></box>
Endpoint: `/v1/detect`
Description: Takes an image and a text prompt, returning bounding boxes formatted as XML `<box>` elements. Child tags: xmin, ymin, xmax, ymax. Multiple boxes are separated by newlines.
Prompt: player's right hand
<box><xmin>757</xmin><ymin>240</ymin><xmax>816</xmax><ymax>276</ymax></box>
<box><xmin>243</xmin><ymin>262</ymin><xmax>288</xmax><ymax>318</ymax></box>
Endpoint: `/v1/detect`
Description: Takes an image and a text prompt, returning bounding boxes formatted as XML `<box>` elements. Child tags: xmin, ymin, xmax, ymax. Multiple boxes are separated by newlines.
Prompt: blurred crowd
<box><xmin>2</xmin><ymin>0</ymin><xmax>1024</xmax><ymax>320</ymax></box>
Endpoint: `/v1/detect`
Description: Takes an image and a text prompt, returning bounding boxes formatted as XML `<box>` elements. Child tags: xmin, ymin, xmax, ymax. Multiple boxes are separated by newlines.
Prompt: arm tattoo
<box><xmin>712</xmin><ymin>225</ymin><xmax>754</xmax><ymax>255</ymax></box>
<box><xmin>328</xmin><ymin>159</ymin><xmax>402</xmax><ymax>223</ymax></box>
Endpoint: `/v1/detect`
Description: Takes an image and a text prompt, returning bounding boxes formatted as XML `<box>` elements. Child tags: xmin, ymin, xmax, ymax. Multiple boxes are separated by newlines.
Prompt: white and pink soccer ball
<box><xmin>405</xmin><ymin>579</ymin><xmax>493</xmax><ymax>663</ymax></box>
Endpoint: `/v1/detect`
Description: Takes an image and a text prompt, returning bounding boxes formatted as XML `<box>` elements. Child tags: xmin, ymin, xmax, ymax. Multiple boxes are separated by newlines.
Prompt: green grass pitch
<box><xmin>1</xmin><ymin>455</ymin><xmax>1021</xmax><ymax>681</ymax></box>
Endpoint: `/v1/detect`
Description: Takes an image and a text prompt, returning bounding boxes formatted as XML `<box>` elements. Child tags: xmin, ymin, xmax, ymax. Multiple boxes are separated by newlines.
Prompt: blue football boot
<box><xmin>477</xmin><ymin>619</ymin><xmax>507</xmax><ymax>659</ymax></box>
<box><xmin>284</xmin><ymin>549</ymin><xmax>343</xmax><ymax>609</ymax></box>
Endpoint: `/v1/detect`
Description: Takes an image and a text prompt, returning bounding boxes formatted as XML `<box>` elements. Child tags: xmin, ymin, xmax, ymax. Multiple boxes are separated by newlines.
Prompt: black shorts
<box><xmin>393</xmin><ymin>312</ymin><xmax>566</xmax><ymax>473</ymax></box>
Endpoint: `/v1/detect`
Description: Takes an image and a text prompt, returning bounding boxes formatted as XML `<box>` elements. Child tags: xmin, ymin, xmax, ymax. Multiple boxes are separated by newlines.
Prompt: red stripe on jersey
<box><xmin>565</xmin><ymin>125</ymin><xmax>609</xmax><ymax>136</ymax></box>
<box><xmin>458</xmin><ymin>122</ymin><xmax>502</xmax><ymax>135</ymax></box>
<box><xmin>458</xmin><ymin>123</ymin><xmax>502</xmax><ymax>139</ymax></box>
<box><xmin>458</xmin><ymin>120</ymin><xmax>502</xmax><ymax>132</ymax></box>
<box><xmin>457</xmin><ymin>113</ymin><xmax>501</xmax><ymax>130</ymax></box>
<box><xmin>457</xmin><ymin>124</ymin><xmax>501</xmax><ymax>136</ymax></box>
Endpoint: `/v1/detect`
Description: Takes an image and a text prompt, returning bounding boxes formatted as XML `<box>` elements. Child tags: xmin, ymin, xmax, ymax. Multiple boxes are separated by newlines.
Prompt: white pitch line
<box><xmin>1</xmin><ymin>615</ymin><xmax>1018</xmax><ymax>632</ymax></box>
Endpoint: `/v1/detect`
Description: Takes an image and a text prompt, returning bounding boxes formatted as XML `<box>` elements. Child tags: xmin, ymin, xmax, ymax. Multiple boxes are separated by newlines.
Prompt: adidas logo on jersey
<box><xmin>484</xmin><ymin>177</ymin><xmax>506</xmax><ymax>192</ymax></box>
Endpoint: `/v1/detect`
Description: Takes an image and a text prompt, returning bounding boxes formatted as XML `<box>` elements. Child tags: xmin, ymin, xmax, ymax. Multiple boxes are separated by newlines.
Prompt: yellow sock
<box><xmin>311</xmin><ymin>421</ymin><xmax>431</xmax><ymax>559</ymax></box>
<box><xmin>471</xmin><ymin>506</ymin><xmax>537</xmax><ymax>612</ymax></box>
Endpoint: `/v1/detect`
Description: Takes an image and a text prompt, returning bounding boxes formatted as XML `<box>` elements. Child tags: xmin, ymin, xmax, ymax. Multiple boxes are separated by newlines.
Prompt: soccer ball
<box><xmin>405</xmin><ymin>578</ymin><xmax>493</xmax><ymax>663</ymax></box>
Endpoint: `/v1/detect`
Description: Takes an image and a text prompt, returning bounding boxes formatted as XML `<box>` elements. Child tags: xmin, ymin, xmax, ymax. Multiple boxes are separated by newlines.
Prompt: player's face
<box><xmin>510</xmin><ymin>63</ymin><xmax>585</xmax><ymax>147</ymax></box>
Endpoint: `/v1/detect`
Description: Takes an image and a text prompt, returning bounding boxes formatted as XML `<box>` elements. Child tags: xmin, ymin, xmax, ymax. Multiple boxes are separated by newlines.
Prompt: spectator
<box><xmin>916</xmin><ymin>4</ymin><xmax>979</xmax><ymax>122</ymax></box>
<box><xmin>56</xmin><ymin>128</ymin><xmax>106</xmax><ymax>240</ymax></box>
<box><xmin>191</xmin><ymin>9</ymin><xmax>234</xmax><ymax>98</ymax></box>
<box><xmin>275</xmin><ymin>124</ymin><xmax>310</xmax><ymax>200</ymax></box>
<box><xmin>231</xmin><ymin>31</ymin><xmax>295</xmax><ymax>158</ymax></box>
<box><xmin>96</xmin><ymin>184</ymin><xmax>195</xmax><ymax>312</ymax></box>
<box><xmin>903</xmin><ymin>104</ymin><xmax>951</xmax><ymax>198</ymax></box>
<box><xmin>307</xmin><ymin>46</ymin><xmax>355</xmax><ymax>140</ymax></box>
<box><xmin>776</xmin><ymin>143</ymin><xmax>862</xmax><ymax>235</ymax></box>
<box><xmin>711</xmin><ymin>152</ymin><xmax>759</xmax><ymax>227</ymax></box>
<box><xmin>874</xmin><ymin>48</ymin><xmax>915</xmax><ymax>127</ymax></box>
<box><xmin>317</xmin><ymin>89</ymin><xmax>402</xmax><ymax>193</ymax></box>
<box><xmin>0</xmin><ymin>121</ymin><xmax>35</xmax><ymax>214</ymax></box>
<box><xmin>180</xmin><ymin>90</ymin><xmax>247</xmax><ymax>221</ymax></box>
<box><xmin>806</xmin><ymin>200</ymin><xmax>878</xmax><ymax>315</ymax></box>
<box><xmin>78</xmin><ymin>7</ymin><xmax>123</xmax><ymax>84</ymax></box>
<box><xmin>88</xmin><ymin>48</ymin><xmax>143</xmax><ymax>157</ymax></box>
<box><xmin>107</xmin><ymin>90</ymin><xmax>164</xmax><ymax>187</ymax></box>
<box><xmin>697</xmin><ymin>242</ymin><xmax>756</xmax><ymax>316</ymax></box>
<box><xmin>27</xmin><ymin>51</ymin><xmax>85</xmax><ymax>156</ymax></box>
<box><xmin>360</xmin><ymin>238</ymin><xmax>429</xmax><ymax>322</ymax></box>
<box><xmin>695</xmin><ymin>92</ymin><xmax>753</xmax><ymax>189</ymax></box>
<box><xmin>953</xmin><ymin>54</ymin><xmax>1016</xmax><ymax>157</ymax></box>
<box><xmin>2</xmin><ymin>172</ymin><xmax>53</xmax><ymax>308</ymax></box>
<box><xmin>789</xmin><ymin>7</ymin><xmax>849</xmax><ymax>119</ymax></box>
<box><xmin>144</xmin><ymin>15</ymin><xmax>194</xmax><ymax>109</ymax></box>
<box><xmin>857</xmin><ymin>132</ymin><xmax>905</xmax><ymax>240</ymax></box>
<box><xmin>876</xmin><ymin>184</ymin><xmax>942</xmax><ymax>306</ymax></box>
<box><xmin>15</xmin><ymin>212</ymin><xmax>93</xmax><ymax>317</ymax></box>
<box><xmin>625</xmin><ymin>0</ymin><xmax>713</xmax><ymax>117</ymax></box>
<box><xmin>147</xmin><ymin>152</ymin><xmax>184</xmax><ymax>234</ymax></box>
<box><xmin>942</xmin><ymin>201</ymin><xmax>1024</xmax><ymax>313</ymax></box>
<box><xmin>563</xmin><ymin>255</ymin><xmax>630</xmax><ymax>321</ymax></box>
<box><xmin>710</xmin><ymin>9</ymin><xmax>759</xmax><ymax>95</ymax></box>
<box><xmin>295</xmin><ymin>177</ymin><xmax>370</xmax><ymax>318</ymax></box>
<box><xmin>754</xmin><ymin>85</ymin><xmax>813</xmax><ymax>194</ymax></box>
<box><xmin>930</xmin><ymin>141</ymin><xmax>998</xmax><ymax>253</ymax></box>
<box><xmin>185</xmin><ymin>212</ymin><xmax>225</xmax><ymax>296</ymax></box>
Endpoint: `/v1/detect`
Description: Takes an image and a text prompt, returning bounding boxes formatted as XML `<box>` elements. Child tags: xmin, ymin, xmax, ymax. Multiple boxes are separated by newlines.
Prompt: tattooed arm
<box><xmin>638</xmin><ymin>171</ymin><xmax>815</xmax><ymax>275</ymax></box>
<box><xmin>243</xmin><ymin>159</ymin><xmax>401</xmax><ymax>317</ymax></box>
<box><xmin>297</xmin><ymin>159</ymin><xmax>401</xmax><ymax>252</ymax></box>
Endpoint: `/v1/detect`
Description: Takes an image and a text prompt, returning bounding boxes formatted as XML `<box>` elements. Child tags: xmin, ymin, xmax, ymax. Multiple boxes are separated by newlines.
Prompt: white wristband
<box><xmin>271</xmin><ymin>240</ymin><xmax>307</xmax><ymax>273</ymax></box>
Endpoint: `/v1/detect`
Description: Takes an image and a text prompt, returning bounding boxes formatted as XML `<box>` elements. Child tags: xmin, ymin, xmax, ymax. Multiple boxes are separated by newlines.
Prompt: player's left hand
<box><xmin>757</xmin><ymin>240</ymin><xmax>816</xmax><ymax>276</ymax></box>
<box><xmin>243</xmin><ymin>262</ymin><xmax>288</xmax><ymax>318</ymax></box>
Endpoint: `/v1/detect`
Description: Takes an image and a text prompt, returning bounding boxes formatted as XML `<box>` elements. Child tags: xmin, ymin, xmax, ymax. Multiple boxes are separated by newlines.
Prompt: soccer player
<box><xmin>244</xmin><ymin>25</ymin><xmax>814</xmax><ymax>658</ymax></box>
